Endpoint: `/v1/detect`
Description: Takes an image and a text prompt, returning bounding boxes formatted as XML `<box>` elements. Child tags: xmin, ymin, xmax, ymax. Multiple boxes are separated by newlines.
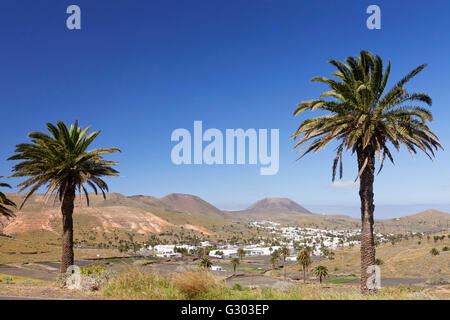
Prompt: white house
<box><xmin>211</xmin><ymin>265</ymin><xmax>224</xmax><ymax>271</ymax></box>
<box><xmin>286</xmin><ymin>256</ymin><xmax>297</xmax><ymax>262</ymax></box>
<box><xmin>156</xmin><ymin>252</ymin><xmax>182</xmax><ymax>258</ymax></box>
<box><xmin>209</xmin><ymin>249</ymin><xmax>238</xmax><ymax>259</ymax></box>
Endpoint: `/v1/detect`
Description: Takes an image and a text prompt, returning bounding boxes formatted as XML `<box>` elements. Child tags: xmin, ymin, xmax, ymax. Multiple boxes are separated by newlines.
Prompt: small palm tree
<box><xmin>297</xmin><ymin>250</ymin><xmax>311</xmax><ymax>283</ymax></box>
<box><xmin>313</xmin><ymin>265</ymin><xmax>329</xmax><ymax>284</ymax></box>
<box><xmin>230</xmin><ymin>257</ymin><xmax>240</xmax><ymax>275</ymax></box>
<box><xmin>269</xmin><ymin>255</ymin><xmax>278</xmax><ymax>270</ymax></box>
<box><xmin>0</xmin><ymin>178</ymin><xmax>16</xmax><ymax>218</ymax></box>
<box><xmin>430</xmin><ymin>248</ymin><xmax>439</xmax><ymax>256</ymax></box>
<box><xmin>280</xmin><ymin>246</ymin><xmax>290</xmax><ymax>279</ymax></box>
<box><xmin>199</xmin><ymin>257</ymin><xmax>212</xmax><ymax>269</ymax></box>
<box><xmin>292</xmin><ymin>51</ymin><xmax>441</xmax><ymax>293</ymax></box>
<box><xmin>237</xmin><ymin>248</ymin><xmax>246</xmax><ymax>261</ymax></box>
<box><xmin>8</xmin><ymin>121</ymin><xmax>120</xmax><ymax>272</ymax></box>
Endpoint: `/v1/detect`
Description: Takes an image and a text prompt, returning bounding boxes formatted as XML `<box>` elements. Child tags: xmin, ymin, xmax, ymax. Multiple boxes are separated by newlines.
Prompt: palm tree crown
<box><xmin>292</xmin><ymin>50</ymin><xmax>441</xmax><ymax>181</ymax></box>
<box><xmin>8</xmin><ymin>120</ymin><xmax>120</xmax><ymax>206</ymax></box>
<box><xmin>199</xmin><ymin>257</ymin><xmax>212</xmax><ymax>269</ymax></box>
<box><xmin>313</xmin><ymin>265</ymin><xmax>329</xmax><ymax>283</ymax></box>
<box><xmin>0</xmin><ymin>178</ymin><xmax>16</xmax><ymax>218</ymax></box>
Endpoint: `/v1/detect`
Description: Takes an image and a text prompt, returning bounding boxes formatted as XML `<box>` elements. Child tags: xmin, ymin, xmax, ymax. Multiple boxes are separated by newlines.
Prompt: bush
<box><xmin>172</xmin><ymin>271</ymin><xmax>219</xmax><ymax>298</ymax></box>
<box><xmin>81</xmin><ymin>265</ymin><xmax>106</xmax><ymax>276</ymax></box>
<box><xmin>232</xmin><ymin>283</ymin><xmax>243</xmax><ymax>291</ymax></box>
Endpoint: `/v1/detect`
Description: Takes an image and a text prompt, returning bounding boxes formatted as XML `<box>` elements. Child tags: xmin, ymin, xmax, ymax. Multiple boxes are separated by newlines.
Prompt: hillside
<box><xmin>1</xmin><ymin>193</ymin><xmax>448</xmax><ymax>238</ymax></box>
<box><xmin>312</xmin><ymin>232</ymin><xmax>450</xmax><ymax>278</ymax></box>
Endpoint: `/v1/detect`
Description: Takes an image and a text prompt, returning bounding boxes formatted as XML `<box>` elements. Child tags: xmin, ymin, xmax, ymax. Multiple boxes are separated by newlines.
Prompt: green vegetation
<box><xmin>430</xmin><ymin>248</ymin><xmax>439</xmax><ymax>256</ymax></box>
<box><xmin>8</xmin><ymin>120</ymin><xmax>120</xmax><ymax>272</ymax></box>
<box><xmin>0</xmin><ymin>274</ymin><xmax>44</xmax><ymax>284</ymax></box>
<box><xmin>80</xmin><ymin>265</ymin><xmax>106</xmax><ymax>276</ymax></box>
<box><xmin>326</xmin><ymin>277</ymin><xmax>358</xmax><ymax>284</ymax></box>
<box><xmin>292</xmin><ymin>51</ymin><xmax>441</xmax><ymax>293</ymax></box>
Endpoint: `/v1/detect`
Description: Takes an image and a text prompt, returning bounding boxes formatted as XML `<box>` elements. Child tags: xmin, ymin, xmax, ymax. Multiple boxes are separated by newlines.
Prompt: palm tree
<box><xmin>269</xmin><ymin>255</ymin><xmax>278</xmax><ymax>270</ymax></box>
<box><xmin>297</xmin><ymin>250</ymin><xmax>311</xmax><ymax>283</ymax></box>
<box><xmin>0</xmin><ymin>178</ymin><xmax>16</xmax><ymax>218</ymax></box>
<box><xmin>199</xmin><ymin>257</ymin><xmax>212</xmax><ymax>269</ymax></box>
<box><xmin>313</xmin><ymin>265</ymin><xmax>329</xmax><ymax>284</ymax></box>
<box><xmin>230</xmin><ymin>257</ymin><xmax>240</xmax><ymax>275</ymax></box>
<box><xmin>280</xmin><ymin>246</ymin><xmax>290</xmax><ymax>279</ymax></box>
<box><xmin>237</xmin><ymin>248</ymin><xmax>246</xmax><ymax>261</ymax></box>
<box><xmin>8</xmin><ymin>121</ymin><xmax>120</xmax><ymax>273</ymax></box>
<box><xmin>292</xmin><ymin>51</ymin><xmax>441</xmax><ymax>293</ymax></box>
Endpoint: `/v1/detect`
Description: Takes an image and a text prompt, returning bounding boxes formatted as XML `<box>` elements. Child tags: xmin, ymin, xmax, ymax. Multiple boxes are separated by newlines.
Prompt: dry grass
<box><xmin>318</xmin><ymin>232</ymin><xmax>450</xmax><ymax>278</ymax></box>
<box><xmin>102</xmin><ymin>267</ymin><xmax>184</xmax><ymax>300</ymax></box>
<box><xmin>101</xmin><ymin>267</ymin><xmax>437</xmax><ymax>300</ymax></box>
<box><xmin>172</xmin><ymin>270</ymin><xmax>220</xmax><ymax>298</ymax></box>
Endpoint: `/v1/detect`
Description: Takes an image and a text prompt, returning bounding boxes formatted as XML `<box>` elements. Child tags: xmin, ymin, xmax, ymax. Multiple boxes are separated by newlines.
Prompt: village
<box><xmin>142</xmin><ymin>220</ymin><xmax>394</xmax><ymax>269</ymax></box>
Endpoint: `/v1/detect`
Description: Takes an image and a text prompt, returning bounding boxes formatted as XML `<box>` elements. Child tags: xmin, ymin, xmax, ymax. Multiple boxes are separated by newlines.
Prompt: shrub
<box><xmin>375</xmin><ymin>258</ymin><xmax>384</xmax><ymax>266</ymax></box>
<box><xmin>442</xmin><ymin>246</ymin><xmax>449</xmax><ymax>252</ymax></box>
<box><xmin>81</xmin><ymin>265</ymin><xmax>106</xmax><ymax>276</ymax></box>
<box><xmin>172</xmin><ymin>271</ymin><xmax>219</xmax><ymax>298</ymax></box>
<box><xmin>430</xmin><ymin>248</ymin><xmax>440</xmax><ymax>256</ymax></box>
<box><xmin>232</xmin><ymin>283</ymin><xmax>243</xmax><ymax>291</ymax></box>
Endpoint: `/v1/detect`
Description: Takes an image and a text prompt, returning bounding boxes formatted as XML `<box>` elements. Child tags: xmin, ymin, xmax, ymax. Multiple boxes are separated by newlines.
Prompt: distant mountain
<box><xmin>245</xmin><ymin>198</ymin><xmax>313</xmax><ymax>214</ymax></box>
<box><xmin>128</xmin><ymin>193</ymin><xmax>230</xmax><ymax>221</ymax></box>
<box><xmin>228</xmin><ymin>197</ymin><xmax>315</xmax><ymax>224</ymax></box>
<box><xmin>1</xmin><ymin>193</ymin><xmax>448</xmax><ymax>237</ymax></box>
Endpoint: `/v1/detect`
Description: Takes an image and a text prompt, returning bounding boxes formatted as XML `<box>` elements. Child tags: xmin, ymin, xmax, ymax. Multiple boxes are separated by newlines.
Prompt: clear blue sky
<box><xmin>1</xmin><ymin>1</ymin><xmax>449</xmax><ymax>218</ymax></box>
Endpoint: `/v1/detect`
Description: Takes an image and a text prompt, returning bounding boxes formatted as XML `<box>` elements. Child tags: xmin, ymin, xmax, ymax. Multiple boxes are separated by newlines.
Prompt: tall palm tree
<box><xmin>280</xmin><ymin>246</ymin><xmax>290</xmax><ymax>279</ymax></box>
<box><xmin>230</xmin><ymin>257</ymin><xmax>240</xmax><ymax>275</ymax></box>
<box><xmin>0</xmin><ymin>178</ymin><xmax>16</xmax><ymax>218</ymax></box>
<box><xmin>313</xmin><ymin>265</ymin><xmax>329</xmax><ymax>284</ymax></box>
<box><xmin>292</xmin><ymin>51</ymin><xmax>441</xmax><ymax>293</ymax></box>
<box><xmin>8</xmin><ymin>121</ymin><xmax>120</xmax><ymax>273</ymax></box>
<box><xmin>297</xmin><ymin>250</ymin><xmax>311</xmax><ymax>283</ymax></box>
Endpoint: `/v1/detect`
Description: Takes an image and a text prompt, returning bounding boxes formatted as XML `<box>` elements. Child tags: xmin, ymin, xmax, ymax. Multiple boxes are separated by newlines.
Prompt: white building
<box><xmin>209</xmin><ymin>249</ymin><xmax>238</xmax><ymax>259</ymax></box>
<box><xmin>211</xmin><ymin>265</ymin><xmax>224</xmax><ymax>271</ymax></box>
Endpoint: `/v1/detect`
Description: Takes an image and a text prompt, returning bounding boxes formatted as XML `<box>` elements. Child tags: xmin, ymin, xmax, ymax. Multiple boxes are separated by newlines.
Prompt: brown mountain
<box><xmin>0</xmin><ymin>193</ymin><xmax>224</xmax><ymax>236</ymax></box>
<box><xmin>1</xmin><ymin>193</ymin><xmax>448</xmax><ymax>236</ymax></box>
<box><xmin>245</xmin><ymin>198</ymin><xmax>313</xmax><ymax>214</ymax></box>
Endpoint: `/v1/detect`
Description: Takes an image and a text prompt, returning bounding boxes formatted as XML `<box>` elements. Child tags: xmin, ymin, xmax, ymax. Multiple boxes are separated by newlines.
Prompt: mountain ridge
<box><xmin>1</xmin><ymin>193</ymin><xmax>448</xmax><ymax>236</ymax></box>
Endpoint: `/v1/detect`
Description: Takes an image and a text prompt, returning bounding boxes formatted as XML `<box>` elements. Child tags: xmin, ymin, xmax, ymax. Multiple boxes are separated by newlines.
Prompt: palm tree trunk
<box><xmin>357</xmin><ymin>147</ymin><xmax>376</xmax><ymax>294</ymax></box>
<box><xmin>61</xmin><ymin>185</ymin><xmax>76</xmax><ymax>273</ymax></box>
<box><xmin>303</xmin><ymin>267</ymin><xmax>306</xmax><ymax>283</ymax></box>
